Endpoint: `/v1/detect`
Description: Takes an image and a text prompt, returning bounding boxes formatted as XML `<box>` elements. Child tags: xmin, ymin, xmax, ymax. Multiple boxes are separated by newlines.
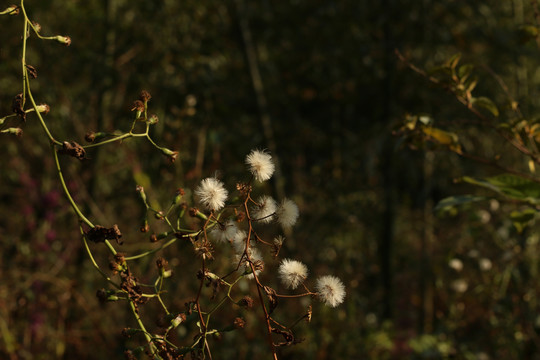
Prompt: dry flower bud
<box><xmin>0</xmin><ymin>5</ymin><xmax>19</xmax><ymax>15</ymax></box>
<box><xmin>12</xmin><ymin>93</ymin><xmax>25</xmax><ymax>121</ymax></box>
<box><xmin>1</xmin><ymin>128</ymin><xmax>23</xmax><ymax>137</ymax></box>
<box><xmin>160</xmin><ymin>148</ymin><xmax>179</xmax><ymax>162</ymax></box>
<box><xmin>189</xmin><ymin>208</ymin><xmax>208</xmax><ymax>221</ymax></box>
<box><xmin>32</xmin><ymin>21</ymin><xmax>41</xmax><ymax>33</ymax></box>
<box><xmin>58</xmin><ymin>141</ymin><xmax>87</xmax><ymax>161</ymax></box>
<box><xmin>238</xmin><ymin>295</ymin><xmax>254</xmax><ymax>309</ymax></box>
<box><xmin>171</xmin><ymin>313</ymin><xmax>186</xmax><ymax>328</ymax></box>
<box><xmin>35</xmin><ymin>104</ymin><xmax>50</xmax><ymax>114</ymax></box>
<box><xmin>234</xmin><ymin>317</ymin><xmax>246</xmax><ymax>329</ymax></box>
<box><xmin>140</xmin><ymin>221</ymin><xmax>149</xmax><ymax>233</ymax></box>
<box><xmin>135</xmin><ymin>185</ymin><xmax>147</xmax><ymax>203</ymax></box>
<box><xmin>148</xmin><ymin>114</ymin><xmax>159</xmax><ymax>124</ymax></box>
<box><xmin>139</xmin><ymin>90</ymin><xmax>152</xmax><ymax>102</ymax></box>
<box><xmin>156</xmin><ymin>257</ymin><xmax>168</xmax><ymax>270</ymax></box>
<box><xmin>131</xmin><ymin>100</ymin><xmax>144</xmax><ymax>113</ymax></box>
<box><xmin>172</xmin><ymin>188</ymin><xmax>184</xmax><ymax>205</ymax></box>
<box><xmin>55</xmin><ymin>35</ymin><xmax>71</xmax><ymax>46</ymax></box>
<box><xmin>150</xmin><ymin>234</ymin><xmax>158</xmax><ymax>243</ymax></box>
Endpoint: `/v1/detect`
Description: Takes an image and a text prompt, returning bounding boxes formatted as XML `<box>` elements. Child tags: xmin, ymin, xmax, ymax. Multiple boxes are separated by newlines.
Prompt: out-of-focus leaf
<box><xmin>434</xmin><ymin>195</ymin><xmax>487</xmax><ymax>213</ymax></box>
<box><xmin>510</xmin><ymin>208</ymin><xmax>537</xmax><ymax>233</ymax></box>
<box><xmin>518</xmin><ymin>25</ymin><xmax>539</xmax><ymax>43</ymax></box>
<box><xmin>427</xmin><ymin>65</ymin><xmax>452</xmax><ymax>78</ymax></box>
<box><xmin>471</xmin><ymin>96</ymin><xmax>499</xmax><ymax>117</ymax></box>
<box><xmin>462</xmin><ymin>174</ymin><xmax>540</xmax><ymax>203</ymax></box>
<box><xmin>444</xmin><ymin>53</ymin><xmax>461</xmax><ymax>69</ymax></box>
<box><xmin>458</xmin><ymin>64</ymin><xmax>474</xmax><ymax>81</ymax></box>
<box><xmin>464</xmin><ymin>76</ymin><xmax>478</xmax><ymax>93</ymax></box>
<box><xmin>421</xmin><ymin>127</ymin><xmax>462</xmax><ymax>154</ymax></box>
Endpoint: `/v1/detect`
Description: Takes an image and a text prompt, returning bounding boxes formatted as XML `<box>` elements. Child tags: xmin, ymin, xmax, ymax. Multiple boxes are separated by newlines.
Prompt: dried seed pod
<box><xmin>12</xmin><ymin>93</ymin><xmax>25</xmax><ymax>121</ymax></box>
<box><xmin>58</xmin><ymin>141</ymin><xmax>87</xmax><ymax>161</ymax></box>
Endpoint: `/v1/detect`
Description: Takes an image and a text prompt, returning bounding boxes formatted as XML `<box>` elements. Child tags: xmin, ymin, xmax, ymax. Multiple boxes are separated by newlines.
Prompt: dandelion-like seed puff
<box><xmin>316</xmin><ymin>275</ymin><xmax>345</xmax><ymax>307</ymax></box>
<box><xmin>276</xmin><ymin>198</ymin><xmax>299</xmax><ymax>228</ymax></box>
<box><xmin>195</xmin><ymin>177</ymin><xmax>228</xmax><ymax>211</ymax></box>
<box><xmin>278</xmin><ymin>259</ymin><xmax>308</xmax><ymax>289</ymax></box>
<box><xmin>251</xmin><ymin>195</ymin><xmax>277</xmax><ymax>223</ymax></box>
<box><xmin>246</xmin><ymin>149</ymin><xmax>275</xmax><ymax>182</ymax></box>
<box><xmin>209</xmin><ymin>220</ymin><xmax>238</xmax><ymax>243</ymax></box>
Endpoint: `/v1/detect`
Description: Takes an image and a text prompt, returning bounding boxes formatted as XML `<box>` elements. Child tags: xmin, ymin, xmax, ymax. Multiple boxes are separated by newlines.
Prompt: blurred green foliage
<box><xmin>3</xmin><ymin>0</ymin><xmax>540</xmax><ymax>359</ymax></box>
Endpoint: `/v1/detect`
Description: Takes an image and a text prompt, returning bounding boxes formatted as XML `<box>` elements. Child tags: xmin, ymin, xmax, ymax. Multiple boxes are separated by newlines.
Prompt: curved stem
<box><xmin>83</xmin><ymin>132</ymin><xmax>147</xmax><ymax>149</ymax></box>
<box><xmin>53</xmin><ymin>146</ymin><xmax>93</xmax><ymax>227</ymax></box>
<box><xmin>124</xmin><ymin>237</ymin><xmax>178</xmax><ymax>261</ymax></box>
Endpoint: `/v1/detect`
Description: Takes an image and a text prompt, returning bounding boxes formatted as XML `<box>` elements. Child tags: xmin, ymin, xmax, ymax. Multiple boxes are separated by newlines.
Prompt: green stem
<box><xmin>25</xmin><ymin>78</ymin><xmax>62</xmax><ymax>145</ymax></box>
<box><xmin>81</xmin><ymin>227</ymin><xmax>120</xmax><ymax>288</ymax></box>
<box><xmin>53</xmin><ymin>146</ymin><xmax>93</xmax><ymax>227</ymax></box>
<box><xmin>83</xmin><ymin>132</ymin><xmax>146</xmax><ymax>149</ymax></box>
<box><xmin>21</xmin><ymin>14</ymin><xmax>27</xmax><ymax>106</ymax></box>
<box><xmin>124</xmin><ymin>237</ymin><xmax>178</xmax><ymax>261</ymax></box>
<box><xmin>128</xmin><ymin>300</ymin><xmax>160</xmax><ymax>358</ymax></box>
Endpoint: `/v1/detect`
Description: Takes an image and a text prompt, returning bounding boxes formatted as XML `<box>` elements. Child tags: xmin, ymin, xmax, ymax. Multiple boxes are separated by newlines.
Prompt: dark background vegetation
<box><xmin>2</xmin><ymin>0</ymin><xmax>540</xmax><ymax>358</ymax></box>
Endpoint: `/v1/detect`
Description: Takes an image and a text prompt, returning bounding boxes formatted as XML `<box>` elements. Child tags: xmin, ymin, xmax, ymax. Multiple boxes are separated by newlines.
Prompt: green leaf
<box><xmin>444</xmin><ymin>53</ymin><xmax>462</xmax><ymax>69</ymax></box>
<box><xmin>458</xmin><ymin>64</ymin><xmax>474</xmax><ymax>81</ymax></box>
<box><xmin>435</xmin><ymin>195</ymin><xmax>487</xmax><ymax>212</ymax></box>
<box><xmin>462</xmin><ymin>174</ymin><xmax>540</xmax><ymax>203</ymax></box>
<box><xmin>510</xmin><ymin>208</ymin><xmax>537</xmax><ymax>233</ymax></box>
<box><xmin>421</xmin><ymin>127</ymin><xmax>462</xmax><ymax>154</ymax></box>
<box><xmin>471</xmin><ymin>96</ymin><xmax>499</xmax><ymax>117</ymax></box>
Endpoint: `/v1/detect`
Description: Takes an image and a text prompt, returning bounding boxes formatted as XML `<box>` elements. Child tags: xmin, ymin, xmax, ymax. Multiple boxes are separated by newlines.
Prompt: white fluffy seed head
<box><xmin>278</xmin><ymin>259</ymin><xmax>308</xmax><ymax>289</ymax></box>
<box><xmin>208</xmin><ymin>220</ymin><xmax>238</xmax><ymax>243</ymax></box>
<box><xmin>195</xmin><ymin>177</ymin><xmax>228</xmax><ymax>211</ymax></box>
<box><xmin>232</xmin><ymin>230</ymin><xmax>248</xmax><ymax>253</ymax></box>
<box><xmin>251</xmin><ymin>195</ymin><xmax>277</xmax><ymax>223</ymax></box>
<box><xmin>315</xmin><ymin>275</ymin><xmax>345</xmax><ymax>307</ymax></box>
<box><xmin>276</xmin><ymin>198</ymin><xmax>299</xmax><ymax>228</ymax></box>
<box><xmin>246</xmin><ymin>149</ymin><xmax>275</xmax><ymax>182</ymax></box>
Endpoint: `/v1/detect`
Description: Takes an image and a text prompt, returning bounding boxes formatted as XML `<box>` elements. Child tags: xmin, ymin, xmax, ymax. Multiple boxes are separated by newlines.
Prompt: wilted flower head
<box><xmin>316</xmin><ymin>275</ymin><xmax>345</xmax><ymax>307</ymax></box>
<box><xmin>251</xmin><ymin>195</ymin><xmax>277</xmax><ymax>223</ymax></box>
<box><xmin>209</xmin><ymin>220</ymin><xmax>238</xmax><ymax>243</ymax></box>
<box><xmin>276</xmin><ymin>198</ymin><xmax>299</xmax><ymax>228</ymax></box>
<box><xmin>278</xmin><ymin>259</ymin><xmax>308</xmax><ymax>289</ymax></box>
<box><xmin>246</xmin><ymin>149</ymin><xmax>275</xmax><ymax>182</ymax></box>
<box><xmin>195</xmin><ymin>177</ymin><xmax>228</xmax><ymax>211</ymax></box>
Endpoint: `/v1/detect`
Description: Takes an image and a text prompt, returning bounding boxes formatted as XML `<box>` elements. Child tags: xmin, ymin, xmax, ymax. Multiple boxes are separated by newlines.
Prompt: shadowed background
<box><xmin>2</xmin><ymin>1</ymin><xmax>540</xmax><ymax>359</ymax></box>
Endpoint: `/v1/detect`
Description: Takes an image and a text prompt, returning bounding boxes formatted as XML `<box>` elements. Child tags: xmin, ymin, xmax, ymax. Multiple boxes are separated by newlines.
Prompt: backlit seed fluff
<box><xmin>209</xmin><ymin>220</ymin><xmax>238</xmax><ymax>243</ymax></box>
<box><xmin>276</xmin><ymin>198</ymin><xmax>299</xmax><ymax>228</ymax></box>
<box><xmin>315</xmin><ymin>275</ymin><xmax>345</xmax><ymax>308</ymax></box>
<box><xmin>246</xmin><ymin>149</ymin><xmax>275</xmax><ymax>182</ymax></box>
<box><xmin>195</xmin><ymin>177</ymin><xmax>228</xmax><ymax>211</ymax></box>
<box><xmin>278</xmin><ymin>259</ymin><xmax>308</xmax><ymax>289</ymax></box>
<box><xmin>251</xmin><ymin>195</ymin><xmax>277</xmax><ymax>223</ymax></box>
<box><xmin>232</xmin><ymin>231</ymin><xmax>248</xmax><ymax>253</ymax></box>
